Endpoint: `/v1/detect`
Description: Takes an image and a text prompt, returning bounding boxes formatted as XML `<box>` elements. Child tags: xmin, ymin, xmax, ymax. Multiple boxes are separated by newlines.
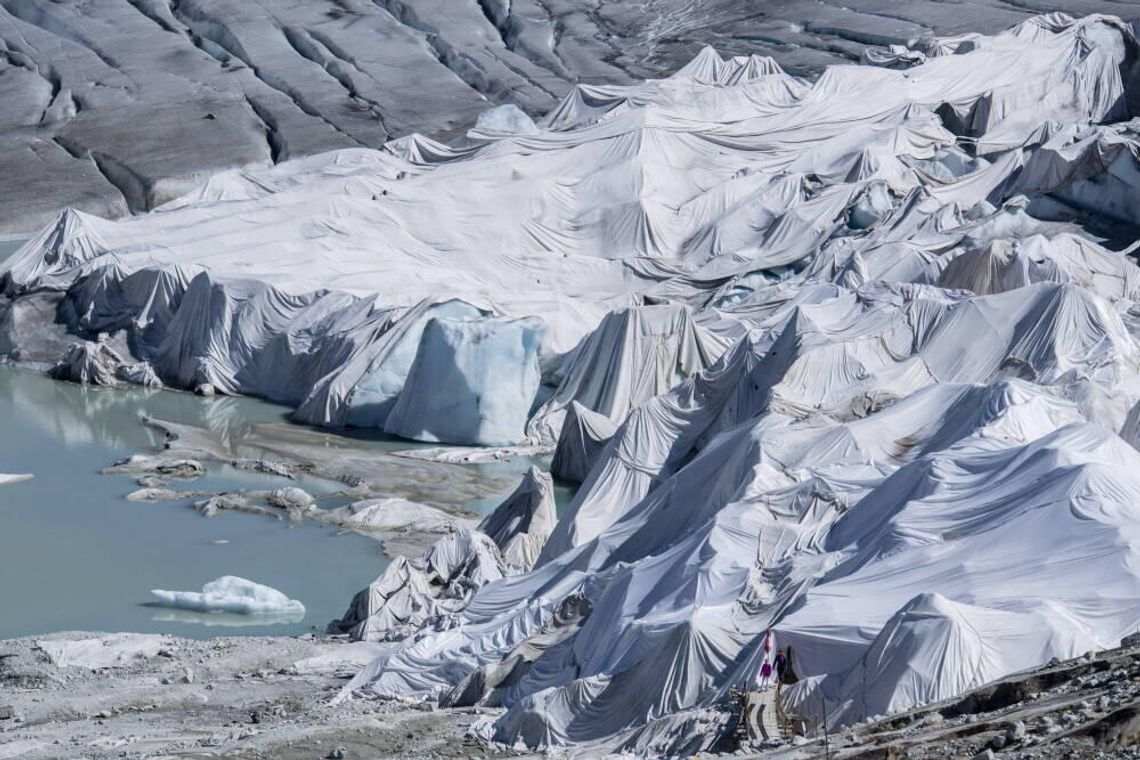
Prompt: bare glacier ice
<box><xmin>1</xmin><ymin>0</ymin><xmax>1122</xmax><ymax>236</ymax></box>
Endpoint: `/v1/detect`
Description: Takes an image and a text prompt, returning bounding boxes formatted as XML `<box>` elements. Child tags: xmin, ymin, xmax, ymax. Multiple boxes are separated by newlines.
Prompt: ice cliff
<box><xmin>7</xmin><ymin>10</ymin><xmax>1140</xmax><ymax>756</ymax></box>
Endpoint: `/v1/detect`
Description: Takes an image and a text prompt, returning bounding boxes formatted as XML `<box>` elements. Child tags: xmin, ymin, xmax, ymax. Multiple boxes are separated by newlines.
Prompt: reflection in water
<box><xmin>147</xmin><ymin>607</ymin><xmax>306</xmax><ymax>628</ymax></box>
<box><xmin>0</xmin><ymin>366</ymin><xmax>290</xmax><ymax>451</ymax></box>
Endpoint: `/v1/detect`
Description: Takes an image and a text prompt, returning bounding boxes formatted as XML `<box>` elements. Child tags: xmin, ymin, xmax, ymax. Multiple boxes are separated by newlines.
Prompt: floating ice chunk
<box><xmin>474</xmin><ymin>104</ymin><xmax>538</xmax><ymax>135</ymax></box>
<box><xmin>150</xmin><ymin>576</ymin><xmax>305</xmax><ymax>617</ymax></box>
<box><xmin>385</xmin><ymin>316</ymin><xmax>545</xmax><ymax>446</ymax></box>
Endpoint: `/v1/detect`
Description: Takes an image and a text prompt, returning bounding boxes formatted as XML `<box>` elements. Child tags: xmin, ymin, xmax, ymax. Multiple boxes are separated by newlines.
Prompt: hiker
<box><xmin>759</xmin><ymin>659</ymin><xmax>773</xmax><ymax>688</ymax></box>
<box><xmin>774</xmin><ymin>649</ymin><xmax>788</xmax><ymax>682</ymax></box>
<box><xmin>757</xmin><ymin>629</ymin><xmax>776</xmax><ymax>689</ymax></box>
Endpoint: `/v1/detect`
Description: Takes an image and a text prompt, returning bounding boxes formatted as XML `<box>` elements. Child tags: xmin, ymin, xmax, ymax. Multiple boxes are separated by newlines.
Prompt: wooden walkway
<box><xmin>738</xmin><ymin>687</ymin><xmax>783</xmax><ymax>742</ymax></box>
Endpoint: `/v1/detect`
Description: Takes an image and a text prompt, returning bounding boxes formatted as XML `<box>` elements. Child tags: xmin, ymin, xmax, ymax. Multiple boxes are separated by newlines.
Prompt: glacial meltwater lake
<box><xmin>0</xmin><ymin>366</ymin><xmax>392</xmax><ymax>638</ymax></box>
<box><xmin>0</xmin><ymin>365</ymin><xmax>570</xmax><ymax>639</ymax></box>
<box><xmin>0</xmin><ymin>238</ymin><xmax>571</xmax><ymax>639</ymax></box>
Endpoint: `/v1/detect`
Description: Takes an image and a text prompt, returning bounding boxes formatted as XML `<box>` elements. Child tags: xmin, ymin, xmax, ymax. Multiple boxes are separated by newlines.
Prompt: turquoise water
<box><xmin>0</xmin><ymin>366</ymin><xmax>575</xmax><ymax>639</ymax></box>
<box><xmin>0</xmin><ymin>236</ymin><xmax>383</xmax><ymax>638</ymax></box>
<box><xmin>0</xmin><ymin>239</ymin><xmax>575</xmax><ymax>639</ymax></box>
<box><xmin>0</xmin><ymin>366</ymin><xmax>390</xmax><ymax>638</ymax></box>
<box><xmin>0</xmin><ymin>238</ymin><xmax>22</xmax><ymax>258</ymax></box>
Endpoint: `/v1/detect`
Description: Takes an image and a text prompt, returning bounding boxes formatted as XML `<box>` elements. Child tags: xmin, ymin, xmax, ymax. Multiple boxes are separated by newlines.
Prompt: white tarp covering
<box><xmin>782</xmin><ymin>593</ymin><xmax>1085</xmax><ymax>726</ymax></box>
<box><xmin>44</xmin><ymin>333</ymin><xmax>164</xmax><ymax>389</ymax></box>
<box><xmin>7</xmin><ymin>14</ymin><xmax>1136</xmax><ymax>448</ymax></box>
<box><xmin>527</xmin><ymin>304</ymin><xmax>731</xmax><ymax>444</ymax></box>
<box><xmin>549</xmin><ymin>401</ymin><xmax>618</xmax><ymax>483</ymax></box>
<box><xmin>327</xmin><ymin>529</ymin><xmax>507</xmax><ymax>642</ymax></box>
<box><xmin>326</xmin><ymin>556</ymin><xmax>440</xmax><ymax>642</ymax></box>
<box><xmin>336</xmin><ymin>15</ymin><xmax>1140</xmax><ymax>753</ymax></box>
<box><xmin>7</xmin><ymin>10</ymin><xmax>1140</xmax><ymax>755</ymax></box>
<box><xmin>477</xmin><ymin>466</ymin><xmax>557</xmax><ymax>570</ymax></box>
<box><xmin>328</xmin><ymin>467</ymin><xmax>558</xmax><ymax>640</ymax></box>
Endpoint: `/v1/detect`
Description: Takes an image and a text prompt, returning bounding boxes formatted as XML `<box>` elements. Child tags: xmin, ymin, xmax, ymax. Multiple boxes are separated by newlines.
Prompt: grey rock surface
<box><xmin>0</xmin><ymin>0</ymin><xmax>1129</xmax><ymax>233</ymax></box>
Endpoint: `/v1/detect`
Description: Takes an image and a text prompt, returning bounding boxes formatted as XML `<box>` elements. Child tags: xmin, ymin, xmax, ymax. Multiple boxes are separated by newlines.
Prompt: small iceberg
<box><xmin>150</xmin><ymin>576</ymin><xmax>305</xmax><ymax>618</ymax></box>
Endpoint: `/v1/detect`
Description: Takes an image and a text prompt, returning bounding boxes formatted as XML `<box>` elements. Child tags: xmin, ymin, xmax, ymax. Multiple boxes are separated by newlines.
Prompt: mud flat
<box><xmin>0</xmin><ymin>631</ymin><xmax>539</xmax><ymax>760</ymax></box>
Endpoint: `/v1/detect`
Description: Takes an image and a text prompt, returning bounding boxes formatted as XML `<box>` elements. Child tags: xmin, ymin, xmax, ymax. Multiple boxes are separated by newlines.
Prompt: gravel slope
<box><xmin>0</xmin><ymin>631</ymin><xmax>539</xmax><ymax>760</ymax></box>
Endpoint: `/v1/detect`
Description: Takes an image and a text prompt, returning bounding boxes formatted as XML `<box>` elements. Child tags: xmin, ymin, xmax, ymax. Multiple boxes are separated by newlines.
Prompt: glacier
<box><xmin>385</xmin><ymin>315</ymin><xmax>545</xmax><ymax>446</ymax></box>
<box><xmin>5</xmin><ymin>9</ymin><xmax>1140</xmax><ymax>756</ymax></box>
<box><xmin>3</xmin><ymin>0</ymin><xmax>1113</xmax><ymax>235</ymax></box>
